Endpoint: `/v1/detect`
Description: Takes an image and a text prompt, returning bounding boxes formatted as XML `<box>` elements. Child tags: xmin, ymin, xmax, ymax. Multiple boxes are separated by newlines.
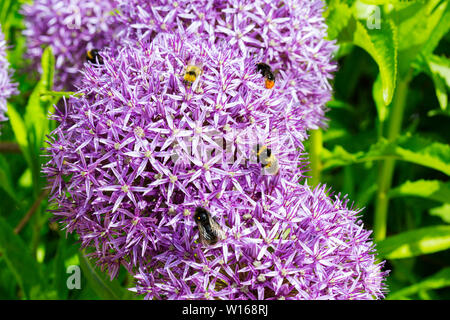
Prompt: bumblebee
<box><xmin>183</xmin><ymin>65</ymin><xmax>202</xmax><ymax>84</ymax></box>
<box><xmin>194</xmin><ymin>207</ymin><xmax>225</xmax><ymax>246</ymax></box>
<box><xmin>256</xmin><ymin>62</ymin><xmax>275</xmax><ymax>89</ymax></box>
<box><xmin>256</xmin><ymin>144</ymin><xmax>279</xmax><ymax>175</ymax></box>
<box><xmin>86</xmin><ymin>49</ymin><xmax>104</xmax><ymax>65</ymax></box>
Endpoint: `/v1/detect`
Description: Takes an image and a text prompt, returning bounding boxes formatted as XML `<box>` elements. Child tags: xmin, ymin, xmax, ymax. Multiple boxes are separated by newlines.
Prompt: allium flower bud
<box><xmin>0</xmin><ymin>25</ymin><xmax>17</xmax><ymax>124</ymax></box>
<box><xmin>43</xmin><ymin>33</ymin><xmax>307</xmax><ymax>277</ymax></box>
<box><xmin>132</xmin><ymin>179</ymin><xmax>388</xmax><ymax>300</ymax></box>
<box><xmin>114</xmin><ymin>0</ymin><xmax>337</xmax><ymax>135</ymax></box>
<box><xmin>22</xmin><ymin>0</ymin><xmax>118</xmax><ymax>90</ymax></box>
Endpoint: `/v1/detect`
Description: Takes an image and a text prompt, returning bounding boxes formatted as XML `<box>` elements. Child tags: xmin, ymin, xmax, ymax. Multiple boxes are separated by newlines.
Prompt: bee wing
<box><xmin>210</xmin><ymin>217</ymin><xmax>226</xmax><ymax>241</ymax></box>
<box><xmin>195</xmin><ymin>220</ymin><xmax>210</xmax><ymax>246</ymax></box>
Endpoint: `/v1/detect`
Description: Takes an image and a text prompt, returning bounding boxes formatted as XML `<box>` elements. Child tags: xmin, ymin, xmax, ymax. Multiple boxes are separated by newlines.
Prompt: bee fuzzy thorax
<box><xmin>255</xmin><ymin>144</ymin><xmax>279</xmax><ymax>176</ymax></box>
<box><xmin>184</xmin><ymin>65</ymin><xmax>202</xmax><ymax>83</ymax></box>
<box><xmin>86</xmin><ymin>49</ymin><xmax>104</xmax><ymax>65</ymax></box>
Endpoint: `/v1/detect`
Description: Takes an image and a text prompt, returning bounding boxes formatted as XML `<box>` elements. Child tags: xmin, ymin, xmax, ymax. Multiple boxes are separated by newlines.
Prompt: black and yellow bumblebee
<box><xmin>256</xmin><ymin>62</ymin><xmax>275</xmax><ymax>89</ymax></box>
<box><xmin>194</xmin><ymin>207</ymin><xmax>225</xmax><ymax>246</ymax></box>
<box><xmin>183</xmin><ymin>65</ymin><xmax>202</xmax><ymax>84</ymax></box>
<box><xmin>86</xmin><ymin>49</ymin><xmax>104</xmax><ymax>65</ymax></box>
<box><xmin>256</xmin><ymin>144</ymin><xmax>279</xmax><ymax>175</ymax></box>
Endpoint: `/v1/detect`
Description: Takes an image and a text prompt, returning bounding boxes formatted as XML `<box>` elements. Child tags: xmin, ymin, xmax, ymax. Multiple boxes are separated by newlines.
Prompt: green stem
<box><xmin>309</xmin><ymin>129</ymin><xmax>323</xmax><ymax>187</ymax></box>
<box><xmin>374</xmin><ymin>72</ymin><xmax>412</xmax><ymax>242</ymax></box>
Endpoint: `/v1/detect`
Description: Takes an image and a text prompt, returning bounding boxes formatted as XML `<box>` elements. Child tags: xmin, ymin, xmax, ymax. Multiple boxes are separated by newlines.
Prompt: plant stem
<box><xmin>309</xmin><ymin>129</ymin><xmax>323</xmax><ymax>187</ymax></box>
<box><xmin>14</xmin><ymin>189</ymin><xmax>49</xmax><ymax>234</ymax></box>
<box><xmin>374</xmin><ymin>72</ymin><xmax>412</xmax><ymax>242</ymax></box>
<box><xmin>0</xmin><ymin>142</ymin><xmax>21</xmax><ymax>153</ymax></box>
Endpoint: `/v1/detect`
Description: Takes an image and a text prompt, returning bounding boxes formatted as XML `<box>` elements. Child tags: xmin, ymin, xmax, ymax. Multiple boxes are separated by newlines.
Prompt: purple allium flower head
<box><xmin>0</xmin><ymin>25</ymin><xmax>17</xmax><ymax>124</ymax></box>
<box><xmin>22</xmin><ymin>0</ymin><xmax>118</xmax><ymax>90</ymax></box>
<box><xmin>114</xmin><ymin>0</ymin><xmax>337</xmax><ymax>135</ymax></box>
<box><xmin>43</xmin><ymin>33</ymin><xmax>308</xmax><ymax>277</ymax></box>
<box><xmin>132</xmin><ymin>179</ymin><xmax>388</xmax><ymax>300</ymax></box>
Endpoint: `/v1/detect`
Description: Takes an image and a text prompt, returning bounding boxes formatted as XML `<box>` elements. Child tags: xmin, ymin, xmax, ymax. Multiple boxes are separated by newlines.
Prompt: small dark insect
<box><xmin>256</xmin><ymin>144</ymin><xmax>279</xmax><ymax>175</ymax></box>
<box><xmin>256</xmin><ymin>62</ymin><xmax>275</xmax><ymax>89</ymax></box>
<box><xmin>86</xmin><ymin>49</ymin><xmax>104</xmax><ymax>65</ymax></box>
<box><xmin>194</xmin><ymin>207</ymin><xmax>225</xmax><ymax>246</ymax></box>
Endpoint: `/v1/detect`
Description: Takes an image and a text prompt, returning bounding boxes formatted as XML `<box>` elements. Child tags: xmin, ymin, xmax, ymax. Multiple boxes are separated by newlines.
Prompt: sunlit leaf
<box><xmin>322</xmin><ymin>134</ymin><xmax>450</xmax><ymax>175</ymax></box>
<box><xmin>388</xmin><ymin>267</ymin><xmax>450</xmax><ymax>299</ymax></box>
<box><xmin>6</xmin><ymin>103</ymin><xmax>31</xmax><ymax>168</ymax></box>
<box><xmin>376</xmin><ymin>225</ymin><xmax>450</xmax><ymax>259</ymax></box>
<box><xmin>429</xmin><ymin>204</ymin><xmax>450</xmax><ymax>223</ymax></box>
<box><xmin>389</xmin><ymin>179</ymin><xmax>450</xmax><ymax>203</ymax></box>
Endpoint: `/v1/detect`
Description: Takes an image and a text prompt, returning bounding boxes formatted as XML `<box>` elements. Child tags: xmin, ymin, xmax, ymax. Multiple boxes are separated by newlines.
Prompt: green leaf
<box><xmin>40</xmin><ymin>46</ymin><xmax>55</xmax><ymax>91</ymax></box>
<box><xmin>341</xmin><ymin>16</ymin><xmax>398</xmax><ymax>105</ymax></box>
<box><xmin>396</xmin><ymin>0</ymin><xmax>449</xmax><ymax>76</ymax></box>
<box><xmin>322</xmin><ymin>134</ymin><xmax>450</xmax><ymax>175</ymax></box>
<box><xmin>376</xmin><ymin>225</ymin><xmax>450</xmax><ymax>259</ymax></box>
<box><xmin>22</xmin><ymin>46</ymin><xmax>56</xmax><ymax>192</ymax></box>
<box><xmin>427</xmin><ymin>54</ymin><xmax>450</xmax><ymax>111</ymax></box>
<box><xmin>389</xmin><ymin>180</ymin><xmax>450</xmax><ymax>203</ymax></box>
<box><xmin>0</xmin><ymin>216</ymin><xmax>44</xmax><ymax>299</ymax></box>
<box><xmin>419</xmin><ymin>1</ymin><xmax>450</xmax><ymax>56</ymax></box>
<box><xmin>429</xmin><ymin>204</ymin><xmax>450</xmax><ymax>223</ymax></box>
<box><xmin>325</xmin><ymin>2</ymin><xmax>353</xmax><ymax>40</ymax></box>
<box><xmin>373</xmin><ymin>74</ymin><xmax>388</xmax><ymax>122</ymax></box>
<box><xmin>359</xmin><ymin>18</ymin><xmax>397</xmax><ymax>105</ymax></box>
<box><xmin>0</xmin><ymin>155</ymin><xmax>17</xmax><ymax>201</ymax></box>
<box><xmin>388</xmin><ymin>267</ymin><xmax>450</xmax><ymax>299</ymax></box>
<box><xmin>79</xmin><ymin>252</ymin><xmax>126</xmax><ymax>300</ymax></box>
<box><xmin>6</xmin><ymin>103</ymin><xmax>32</xmax><ymax>168</ymax></box>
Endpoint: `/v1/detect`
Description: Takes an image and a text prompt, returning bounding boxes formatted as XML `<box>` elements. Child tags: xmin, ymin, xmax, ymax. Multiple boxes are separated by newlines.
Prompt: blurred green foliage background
<box><xmin>0</xmin><ymin>0</ymin><xmax>449</xmax><ymax>300</ymax></box>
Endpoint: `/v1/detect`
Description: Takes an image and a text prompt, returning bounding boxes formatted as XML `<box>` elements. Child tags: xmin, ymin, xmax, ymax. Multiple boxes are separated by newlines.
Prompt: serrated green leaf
<box><xmin>415</xmin><ymin>54</ymin><xmax>450</xmax><ymax>111</ymax></box>
<box><xmin>420</xmin><ymin>1</ymin><xmax>450</xmax><ymax>56</ymax></box>
<box><xmin>377</xmin><ymin>225</ymin><xmax>450</xmax><ymax>259</ymax></box>
<box><xmin>396</xmin><ymin>0</ymin><xmax>449</xmax><ymax>76</ymax></box>
<box><xmin>0</xmin><ymin>216</ymin><xmax>44</xmax><ymax>299</ymax></box>
<box><xmin>428</xmin><ymin>54</ymin><xmax>450</xmax><ymax>110</ymax></box>
<box><xmin>351</xmin><ymin>18</ymin><xmax>398</xmax><ymax>105</ymax></box>
<box><xmin>388</xmin><ymin>267</ymin><xmax>450</xmax><ymax>299</ymax></box>
<box><xmin>389</xmin><ymin>180</ymin><xmax>450</xmax><ymax>203</ymax></box>
<box><xmin>326</xmin><ymin>2</ymin><xmax>353</xmax><ymax>40</ymax></box>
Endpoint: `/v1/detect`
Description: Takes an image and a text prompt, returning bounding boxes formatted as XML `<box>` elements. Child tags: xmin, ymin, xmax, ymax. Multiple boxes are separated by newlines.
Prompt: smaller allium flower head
<box><xmin>0</xmin><ymin>25</ymin><xmax>17</xmax><ymax>124</ymax></box>
<box><xmin>132</xmin><ymin>178</ymin><xmax>388</xmax><ymax>300</ymax></box>
<box><xmin>22</xmin><ymin>0</ymin><xmax>118</xmax><ymax>90</ymax></box>
<box><xmin>43</xmin><ymin>33</ymin><xmax>306</xmax><ymax>277</ymax></box>
<box><xmin>115</xmin><ymin>0</ymin><xmax>337</xmax><ymax>135</ymax></box>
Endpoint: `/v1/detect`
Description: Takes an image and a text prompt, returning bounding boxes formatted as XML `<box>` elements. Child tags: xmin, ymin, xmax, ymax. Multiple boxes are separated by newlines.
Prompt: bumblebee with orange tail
<box><xmin>256</xmin><ymin>62</ymin><xmax>275</xmax><ymax>89</ymax></box>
